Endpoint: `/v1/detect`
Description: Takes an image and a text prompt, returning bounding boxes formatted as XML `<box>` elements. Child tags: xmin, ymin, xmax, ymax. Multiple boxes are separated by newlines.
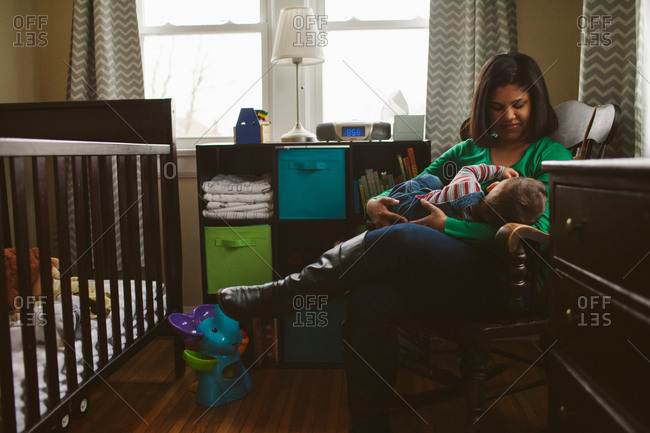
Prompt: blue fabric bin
<box><xmin>277</xmin><ymin>148</ymin><xmax>346</xmax><ymax>219</ymax></box>
<box><xmin>283</xmin><ymin>298</ymin><xmax>347</xmax><ymax>363</ymax></box>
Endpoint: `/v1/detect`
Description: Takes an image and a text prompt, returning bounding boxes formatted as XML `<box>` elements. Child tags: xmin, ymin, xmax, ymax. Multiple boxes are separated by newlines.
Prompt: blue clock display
<box><xmin>342</xmin><ymin>126</ymin><xmax>365</xmax><ymax>137</ymax></box>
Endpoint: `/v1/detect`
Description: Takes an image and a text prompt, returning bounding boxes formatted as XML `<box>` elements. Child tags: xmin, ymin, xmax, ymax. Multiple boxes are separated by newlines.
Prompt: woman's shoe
<box><xmin>218</xmin><ymin>233</ymin><xmax>368</xmax><ymax>321</ymax></box>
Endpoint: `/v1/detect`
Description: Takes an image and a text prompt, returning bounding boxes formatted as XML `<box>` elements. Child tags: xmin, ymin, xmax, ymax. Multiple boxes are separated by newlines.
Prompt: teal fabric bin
<box><xmin>283</xmin><ymin>298</ymin><xmax>347</xmax><ymax>363</ymax></box>
<box><xmin>277</xmin><ymin>148</ymin><xmax>346</xmax><ymax>219</ymax></box>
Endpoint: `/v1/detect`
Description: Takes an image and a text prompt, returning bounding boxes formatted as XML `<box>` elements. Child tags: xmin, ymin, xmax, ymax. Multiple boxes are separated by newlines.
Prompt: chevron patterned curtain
<box><xmin>66</xmin><ymin>0</ymin><xmax>145</xmax><ymax>269</ymax></box>
<box><xmin>426</xmin><ymin>0</ymin><xmax>517</xmax><ymax>159</ymax></box>
<box><xmin>639</xmin><ymin>0</ymin><xmax>649</xmax><ymax>156</ymax></box>
<box><xmin>578</xmin><ymin>0</ymin><xmax>639</xmax><ymax>157</ymax></box>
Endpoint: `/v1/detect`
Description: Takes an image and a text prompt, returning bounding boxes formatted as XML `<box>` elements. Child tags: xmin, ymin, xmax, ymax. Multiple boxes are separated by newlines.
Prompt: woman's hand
<box><xmin>410</xmin><ymin>199</ymin><xmax>447</xmax><ymax>231</ymax></box>
<box><xmin>366</xmin><ymin>197</ymin><xmax>407</xmax><ymax>228</ymax></box>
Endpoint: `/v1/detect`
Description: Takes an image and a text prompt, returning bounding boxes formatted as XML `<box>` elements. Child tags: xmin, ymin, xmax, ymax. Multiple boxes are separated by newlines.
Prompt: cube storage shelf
<box><xmin>197</xmin><ymin>141</ymin><xmax>431</xmax><ymax>364</ymax></box>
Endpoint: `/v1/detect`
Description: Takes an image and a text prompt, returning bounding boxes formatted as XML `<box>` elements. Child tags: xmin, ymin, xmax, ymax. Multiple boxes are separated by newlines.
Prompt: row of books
<box><xmin>353</xmin><ymin>147</ymin><xmax>420</xmax><ymax>214</ymax></box>
<box><xmin>397</xmin><ymin>147</ymin><xmax>420</xmax><ymax>181</ymax></box>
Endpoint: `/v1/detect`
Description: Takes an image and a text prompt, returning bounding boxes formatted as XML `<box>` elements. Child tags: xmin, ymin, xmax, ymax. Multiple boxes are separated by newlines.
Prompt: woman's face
<box><xmin>488</xmin><ymin>84</ymin><xmax>531</xmax><ymax>145</ymax></box>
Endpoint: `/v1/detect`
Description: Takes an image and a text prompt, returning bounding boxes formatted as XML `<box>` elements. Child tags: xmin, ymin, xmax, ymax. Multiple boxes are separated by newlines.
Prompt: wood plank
<box><xmin>0</xmin><ymin>138</ymin><xmax>169</xmax><ymax>157</ymax></box>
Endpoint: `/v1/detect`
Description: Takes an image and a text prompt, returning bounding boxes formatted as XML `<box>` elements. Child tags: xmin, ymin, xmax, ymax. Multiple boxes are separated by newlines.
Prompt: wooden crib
<box><xmin>0</xmin><ymin>99</ymin><xmax>183</xmax><ymax>432</ymax></box>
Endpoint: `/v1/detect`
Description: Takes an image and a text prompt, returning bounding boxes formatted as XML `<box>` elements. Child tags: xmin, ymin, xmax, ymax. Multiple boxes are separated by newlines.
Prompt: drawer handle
<box><xmin>558</xmin><ymin>405</ymin><xmax>573</xmax><ymax>419</ymax></box>
<box><xmin>215</xmin><ymin>239</ymin><xmax>256</xmax><ymax>248</ymax></box>
<box><xmin>564</xmin><ymin>217</ymin><xmax>584</xmax><ymax>234</ymax></box>
<box><xmin>565</xmin><ymin>218</ymin><xmax>574</xmax><ymax>234</ymax></box>
<box><xmin>288</xmin><ymin>161</ymin><xmax>329</xmax><ymax>171</ymax></box>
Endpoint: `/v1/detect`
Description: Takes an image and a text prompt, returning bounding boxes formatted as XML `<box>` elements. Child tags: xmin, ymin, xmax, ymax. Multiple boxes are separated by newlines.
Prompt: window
<box><xmin>320</xmin><ymin>0</ymin><xmax>429</xmax><ymax>122</ymax></box>
<box><xmin>138</xmin><ymin>0</ymin><xmax>268</xmax><ymax>141</ymax></box>
<box><xmin>137</xmin><ymin>1</ymin><xmax>429</xmax><ymax>144</ymax></box>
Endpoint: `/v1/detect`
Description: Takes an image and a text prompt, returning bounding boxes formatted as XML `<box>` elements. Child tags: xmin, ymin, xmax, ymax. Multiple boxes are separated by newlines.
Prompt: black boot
<box><xmin>343</xmin><ymin>321</ymin><xmax>398</xmax><ymax>433</ymax></box>
<box><xmin>218</xmin><ymin>232</ymin><xmax>368</xmax><ymax>321</ymax></box>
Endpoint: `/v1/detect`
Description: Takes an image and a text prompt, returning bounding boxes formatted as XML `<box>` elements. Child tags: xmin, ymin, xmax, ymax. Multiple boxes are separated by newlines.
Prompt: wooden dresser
<box><xmin>544</xmin><ymin>158</ymin><xmax>650</xmax><ymax>432</ymax></box>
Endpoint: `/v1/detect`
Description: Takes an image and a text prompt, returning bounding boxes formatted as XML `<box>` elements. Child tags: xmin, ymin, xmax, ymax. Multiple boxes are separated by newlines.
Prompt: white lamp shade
<box><xmin>271</xmin><ymin>7</ymin><xmax>325</xmax><ymax>65</ymax></box>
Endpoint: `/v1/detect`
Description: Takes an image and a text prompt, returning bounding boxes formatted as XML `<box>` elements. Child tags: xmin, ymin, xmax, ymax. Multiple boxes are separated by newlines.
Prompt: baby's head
<box><xmin>483</xmin><ymin>177</ymin><xmax>547</xmax><ymax>226</ymax></box>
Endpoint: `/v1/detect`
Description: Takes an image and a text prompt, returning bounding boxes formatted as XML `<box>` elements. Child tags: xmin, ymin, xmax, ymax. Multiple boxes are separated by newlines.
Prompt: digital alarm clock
<box><xmin>316</xmin><ymin>121</ymin><xmax>391</xmax><ymax>142</ymax></box>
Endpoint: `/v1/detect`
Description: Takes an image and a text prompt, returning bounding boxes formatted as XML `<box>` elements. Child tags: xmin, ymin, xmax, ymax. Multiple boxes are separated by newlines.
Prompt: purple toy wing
<box><xmin>168</xmin><ymin>313</ymin><xmax>204</xmax><ymax>342</ymax></box>
<box><xmin>168</xmin><ymin>305</ymin><xmax>217</xmax><ymax>342</ymax></box>
<box><xmin>192</xmin><ymin>304</ymin><xmax>216</xmax><ymax>326</ymax></box>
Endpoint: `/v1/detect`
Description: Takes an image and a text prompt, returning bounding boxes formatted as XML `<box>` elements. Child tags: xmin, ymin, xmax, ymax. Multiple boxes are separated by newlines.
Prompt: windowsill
<box><xmin>176</xmin><ymin>147</ymin><xmax>197</xmax><ymax>178</ymax></box>
<box><xmin>175</xmin><ymin>136</ymin><xmax>232</xmax><ymax>178</ymax></box>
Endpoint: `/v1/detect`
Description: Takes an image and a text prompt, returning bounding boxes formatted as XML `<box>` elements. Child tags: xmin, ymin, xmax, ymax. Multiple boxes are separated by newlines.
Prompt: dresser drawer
<box><xmin>550</xmin><ymin>270</ymin><xmax>650</xmax><ymax>425</ymax></box>
<box><xmin>552</xmin><ymin>185</ymin><xmax>650</xmax><ymax>294</ymax></box>
<box><xmin>548</xmin><ymin>350</ymin><xmax>645</xmax><ymax>433</ymax></box>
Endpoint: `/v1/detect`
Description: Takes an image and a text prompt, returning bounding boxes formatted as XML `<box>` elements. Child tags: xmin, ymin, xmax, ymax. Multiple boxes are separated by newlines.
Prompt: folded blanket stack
<box><xmin>202</xmin><ymin>173</ymin><xmax>273</xmax><ymax>220</ymax></box>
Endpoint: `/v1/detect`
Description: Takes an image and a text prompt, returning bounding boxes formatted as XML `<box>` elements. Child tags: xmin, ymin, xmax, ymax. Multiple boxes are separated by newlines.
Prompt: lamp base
<box><xmin>281</xmin><ymin>122</ymin><xmax>317</xmax><ymax>142</ymax></box>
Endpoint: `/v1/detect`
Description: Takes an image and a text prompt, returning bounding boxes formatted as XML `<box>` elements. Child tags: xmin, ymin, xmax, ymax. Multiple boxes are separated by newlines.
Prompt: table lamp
<box><xmin>271</xmin><ymin>7</ymin><xmax>325</xmax><ymax>142</ymax></box>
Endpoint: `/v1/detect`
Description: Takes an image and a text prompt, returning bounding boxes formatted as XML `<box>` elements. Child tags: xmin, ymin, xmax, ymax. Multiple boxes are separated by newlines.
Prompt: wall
<box><xmin>1</xmin><ymin>0</ymin><xmax>585</xmax><ymax>309</ymax></box>
<box><xmin>178</xmin><ymin>177</ymin><xmax>203</xmax><ymax>309</ymax></box>
<box><xmin>0</xmin><ymin>0</ymin><xmax>40</xmax><ymax>102</ymax></box>
<box><xmin>517</xmin><ymin>0</ymin><xmax>584</xmax><ymax>106</ymax></box>
<box><xmin>0</xmin><ymin>0</ymin><xmax>73</xmax><ymax>103</ymax></box>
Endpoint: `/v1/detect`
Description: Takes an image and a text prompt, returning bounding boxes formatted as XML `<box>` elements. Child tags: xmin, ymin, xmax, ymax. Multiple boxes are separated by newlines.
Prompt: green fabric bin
<box><xmin>205</xmin><ymin>225</ymin><xmax>273</xmax><ymax>294</ymax></box>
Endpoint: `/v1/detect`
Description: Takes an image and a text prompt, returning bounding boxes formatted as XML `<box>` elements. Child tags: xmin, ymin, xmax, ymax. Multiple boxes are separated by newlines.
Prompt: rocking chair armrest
<box><xmin>495</xmin><ymin>223</ymin><xmax>549</xmax><ymax>254</ymax></box>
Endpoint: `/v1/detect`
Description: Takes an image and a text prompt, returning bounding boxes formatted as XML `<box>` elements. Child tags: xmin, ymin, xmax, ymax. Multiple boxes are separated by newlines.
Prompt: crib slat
<box><xmin>10</xmin><ymin>157</ymin><xmax>41</xmax><ymax>426</ymax></box>
<box><xmin>88</xmin><ymin>156</ymin><xmax>109</xmax><ymax>367</ymax></box>
<box><xmin>72</xmin><ymin>156</ymin><xmax>95</xmax><ymax>378</ymax></box>
<box><xmin>141</xmin><ymin>155</ymin><xmax>155</xmax><ymax>329</ymax></box>
<box><xmin>128</xmin><ymin>156</ymin><xmax>145</xmax><ymax>337</ymax></box>
<box><xmin>100</xmin><ymin>156</ymin><xmax>122</xmax><ymax>357</ymax></box>
<box><xmin>149</xmin><ymin>156</ymin><xmax>164</xmax><ymax>323</ymax></box>
<box><xmin>0</xmin><ymin>157</ymin><xmax>18</xmax><ymax>433</ymax></box>
<box><xmin>53</xmin><ymin>156</ymin><xmax>79</xmax><ymax>392</ymax></box>
<box><xmin>1</xmin><ymin>157</ymin><xmax>11</xmax><ymax>247</ymax></box>
<box><xmin>32</xmin><ymin>156</ymin><xmax>61</xmax><ymax>407</ymax></box>
<box><xmin>116</xmin><ymin>155</ymin><xmax>134</xmax><ymax>345</ymax></box>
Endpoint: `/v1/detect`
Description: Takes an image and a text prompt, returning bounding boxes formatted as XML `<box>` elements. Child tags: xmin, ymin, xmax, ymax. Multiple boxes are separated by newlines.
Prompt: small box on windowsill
<box><xmin>234</xmin><ymin>108</ymin><xmax>272</xmax><ymax>144</ymax></box>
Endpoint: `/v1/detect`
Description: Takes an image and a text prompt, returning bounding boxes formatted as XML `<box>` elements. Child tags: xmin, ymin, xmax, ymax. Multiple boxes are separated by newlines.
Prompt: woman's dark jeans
<box><xmin>347</xmin><ymin>223</ymin><xmax>502</xmax><ymax>327</ymax></box>
<box><xmin>343</xmin><ymin>224</ymin><xmax>503</xmax><ymax>431</ymax></box>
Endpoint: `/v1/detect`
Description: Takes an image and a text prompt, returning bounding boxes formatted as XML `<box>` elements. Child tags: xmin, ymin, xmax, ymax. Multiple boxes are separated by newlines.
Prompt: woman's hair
<box><xmin>484</xmin><ymin>177</ymin><xmax>548</xmax><ymax>226</ymax></box>
<box><xmin>469</xmin><ymin>52</ymin><xmax>558</xmax><ymax>147</ymax></box>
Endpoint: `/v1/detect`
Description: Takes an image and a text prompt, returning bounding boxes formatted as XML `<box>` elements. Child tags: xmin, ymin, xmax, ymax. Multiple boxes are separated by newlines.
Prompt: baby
<box><xmin>381</xmin><ymin>163</ymin><xmax>547</xmax><ymax>227</ymax></box>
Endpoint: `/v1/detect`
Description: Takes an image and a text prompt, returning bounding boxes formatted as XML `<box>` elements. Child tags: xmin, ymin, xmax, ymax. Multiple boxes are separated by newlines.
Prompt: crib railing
<box><xmin>0</xmin><ymin>137</ymin><xmax>180</xmax><ymax>432</ymax></box>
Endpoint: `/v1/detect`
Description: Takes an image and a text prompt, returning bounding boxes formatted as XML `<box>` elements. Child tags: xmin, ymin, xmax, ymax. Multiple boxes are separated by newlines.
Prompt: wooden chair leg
<box><xmin>466</xmin><ymin>339</ymin><xmax>491</xmax><ymax>432</ymax></box>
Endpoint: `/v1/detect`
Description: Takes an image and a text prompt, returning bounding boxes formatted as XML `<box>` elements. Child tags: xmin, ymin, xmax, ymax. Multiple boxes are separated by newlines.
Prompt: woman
<box><xmin>218</xmin><ymin>52</ymin><xmax>572</xmax><ymax>432</ymax></box>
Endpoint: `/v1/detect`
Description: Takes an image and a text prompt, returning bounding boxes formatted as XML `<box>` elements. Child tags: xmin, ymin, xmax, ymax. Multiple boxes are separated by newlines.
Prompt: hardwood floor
<box><xmin>68</xmin><ymin>337</ymin><xmax>547</xmax><ymax>433</ymax></box>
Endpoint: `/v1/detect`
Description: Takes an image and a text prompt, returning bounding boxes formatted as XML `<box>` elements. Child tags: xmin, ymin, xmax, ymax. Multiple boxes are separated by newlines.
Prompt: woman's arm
<box><xmin>366</xmin><ymin>142</ymin><xmax>466</xmax><ymax>227</ymax></box>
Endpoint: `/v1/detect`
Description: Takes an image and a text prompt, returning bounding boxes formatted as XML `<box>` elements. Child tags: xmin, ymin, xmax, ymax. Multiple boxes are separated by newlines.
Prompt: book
<box><xmin>360</xmin><ymin>175</ymin><xmax>371</xmax><ymax>199</ymax></box>
<box><xmin>372</xmin><ymin>171</ymin><xmax>382</xmax><ymax>195</ymax></box>
<box><xmin>397</xmin><ymin>154</ymin><xmax>407</xmax><ymax>181</ymax></box>
<box><xmin>358</xmin><ymin>182</ymin><xmax>366</xmax><ymax>214</ymax></box>
<box><xmin>365</xmin><ymin>169</ymin><xmax>378</xmax><ymax>196</ymax></box>
<box><xmin>353</xmin><ymin>180</ymin><xmax>361</xmax><ymax>214</ymax></box>
<box><xmin>407</xmin><ymin>147</ymin><xmax>418</xmax><ymax>177</ymax></box>
<box><xmin>404</xmin><ymin>156</ymin><xmax>413</xmax><ymax>180</ymax></box>
<box><xmin>387</xmin><ymin>173</ymin><xmax>395</xmax><ymax>188</ymax></box>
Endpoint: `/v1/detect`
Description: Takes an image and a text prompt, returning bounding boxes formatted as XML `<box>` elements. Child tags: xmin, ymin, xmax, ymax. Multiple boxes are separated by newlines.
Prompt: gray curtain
<box><xmin>578</xmin><ymin>0</ymin><xmax>639</xmax><ymax>157</ymax></box>
<box><xmin>426</xmin><ymin>0</ymin><xmax>517</xmax><ymax>159</ymax></box>
<box><xmin>66</xmin><ymin>0</ymin><xmax>145</xmax><ymax>268</ymax></box>
<box><xmin>636</xmin><ymin>0</ymin><xmax>648</xmax><ymax>156</ymax></box>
